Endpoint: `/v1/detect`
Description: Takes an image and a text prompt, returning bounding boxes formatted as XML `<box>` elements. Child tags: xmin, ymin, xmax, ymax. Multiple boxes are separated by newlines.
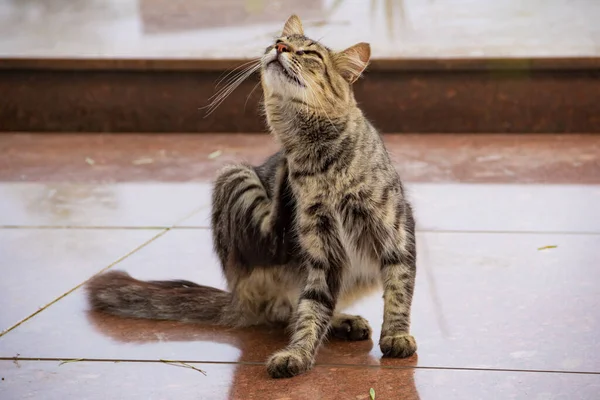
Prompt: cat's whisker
<box><xmin>301</xmin><ymin>74</ymin><xmax>340</xmax><ymax>135</ymax></box>
<box><xmin>244</xmin><ymin>81</ymin><xmax>262</xmax><ymax>111</ymax></box>
<box><xmin>202</xmin><ymin>63</ymin><xmax>261</xmax><ymax>117</ymax></box>
<box><xmin>207</xmin><ymin>62</ymin><xmax>261</xmax><ymax>102</ymax></box>
<box><xmin>215</xmin><ymin>58</ymin><xmax>261</xmax><ymax>88</ymax></box>
<box><xmin>214</xmin><ymin>67</ymin><xmax>259</xmax><ymax>97</ymax></box>
<box><xmin>302</xmin><ymin>80</ymin><xmax>310</xmax><ymax>115</ymax></box>
<box><xmin>295</xmin><ymin>66</ymin><xmax>312</xmax><ymax>115</ymax></box>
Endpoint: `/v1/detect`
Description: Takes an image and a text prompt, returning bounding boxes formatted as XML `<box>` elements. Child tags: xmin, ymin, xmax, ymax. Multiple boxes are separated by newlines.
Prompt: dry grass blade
<box><xmin>132</xmin><ymin>157</ymin><xmax>154</xmax><ymax>165</ymax></box>
<box><xmin>538</xmin><ymin>245</ymin><xmax>558</xmax><ymax>251</ymax></box>
<box><xmin>208</xmin><ymin>150</ymin><xmax>222</xmax><ymax>159</ymax></box>
<box><xmin>59</xmin><ymin>358</ymin><xmax>84</xmax><ymax>366</ymax></box>
<box><xmin>326</xmin><ymin>0</ymin><xmax>346</xmax><ymax>17</ymax></box>
<box><xmin>159</xmin><ymin>359</ymin><xmax>207</xmax><ymax>376</ymax></box>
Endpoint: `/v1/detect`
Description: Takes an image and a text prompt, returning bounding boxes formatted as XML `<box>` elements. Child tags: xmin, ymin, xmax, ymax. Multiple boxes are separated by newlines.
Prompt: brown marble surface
<box><xmin>1</xmin><ymin>229</ymin><xmax>599</xmax><ymax>373</ymax></box>
<box><xmin>0</xmin><ymin>229</ymin><xmax>158</xmax><ymax>333</ymax></box>
<box><xmin>2</xmin><ymin>360</ymin><xmax>600</xmax><ymax>400</ymax></box>
<box><xmin>2</xmin><ymin>1</ymin><xmax>599</xmax><ymax>135</ymax></box>
<box><xmin>3</xmin><ymin>70</ymin><xmax>599</xmax><ymax>133</ymax></box>
<box><xmin>0</xmin><ymin>132</ymin><xmax>599</xmax><ymax>398</ymax></box>
<box><xmin>2</xmin><ymin>133</ymin><xmax>599</xmax><ymax>183</ymax></box>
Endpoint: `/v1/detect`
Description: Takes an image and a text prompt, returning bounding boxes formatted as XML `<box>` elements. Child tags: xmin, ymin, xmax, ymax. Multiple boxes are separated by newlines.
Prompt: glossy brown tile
<box><xmin>2</xmin><ymin>68</ymin><xmax>599</xmax><ymax>133</ymax></box>
<box><xmin>1</xmin><ymin>360</ymin><xmax>600</xmax><ymax>400</ymax></box>
<box><xmin>0</xmin><ymin>228</ymin><xmax>158</xmax><ymax>334</ymax></box>
<box><xmin>1</xmin><ymin>229</ymin><xmax>598</xmax><ymax>373</ymax></box>
<box><xmin>2</xmin><ymin>133</ymin><xmax>599</xmax><ymax>184</ymax></box>
<box><xmin>0</xmin><ymin>183</ymin><xmax>210</xmax><ymax>227</ymax></box>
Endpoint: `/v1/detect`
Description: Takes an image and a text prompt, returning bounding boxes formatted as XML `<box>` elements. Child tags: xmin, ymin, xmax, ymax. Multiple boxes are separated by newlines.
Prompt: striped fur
<box><xmin>86</xmin><ymin>15</ymin><xmax>417</xmax><ymax>379</ymax></box>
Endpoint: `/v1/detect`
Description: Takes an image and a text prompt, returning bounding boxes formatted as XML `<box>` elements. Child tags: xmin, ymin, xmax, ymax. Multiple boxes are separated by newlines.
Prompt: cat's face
<box><xmin>261</xmin><ymin>15</ymin><xmax>370</xmax><ymax>109</ymax></box>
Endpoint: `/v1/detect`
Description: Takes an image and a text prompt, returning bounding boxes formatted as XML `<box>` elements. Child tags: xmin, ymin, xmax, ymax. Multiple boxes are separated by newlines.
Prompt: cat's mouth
<box><xmin>267</xmin><ymin>59</ymin><xmax>305</xmax><ymax>87</ymax></box>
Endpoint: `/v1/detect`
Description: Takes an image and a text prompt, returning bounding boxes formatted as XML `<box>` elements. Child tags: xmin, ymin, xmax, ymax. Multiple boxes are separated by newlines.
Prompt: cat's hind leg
<box><xmin>211</xmin><ymin>161</ymin><xmax>298</xmax><ymax>327</ymax></box>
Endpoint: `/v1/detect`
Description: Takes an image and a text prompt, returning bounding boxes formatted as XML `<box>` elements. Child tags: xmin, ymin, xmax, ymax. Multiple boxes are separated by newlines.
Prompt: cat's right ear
<box><xmin>282</xmin><ymin>15</ymin><xmax>304</xmax><ymax>36</ymax></box>
<box><xmin>334</xmin><ymin>42</ymin><xmax>371</xmax><ymax>84</ymax></box>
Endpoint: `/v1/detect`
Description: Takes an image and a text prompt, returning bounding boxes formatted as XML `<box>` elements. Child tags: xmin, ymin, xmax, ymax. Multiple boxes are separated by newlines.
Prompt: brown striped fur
<box><xmin>86</xmin><ymin>15</ymin><xmax>417</xmax><ymax>379</ymax></box>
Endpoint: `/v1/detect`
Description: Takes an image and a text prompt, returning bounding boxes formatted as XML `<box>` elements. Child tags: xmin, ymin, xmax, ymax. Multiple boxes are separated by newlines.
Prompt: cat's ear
<box><xmin>335</xmin><ymin>42</ymin><xmax>371</xmax><ymax>84</ymax></box>
<box><xmin>282</xmin><ymin>15</ymin><xmax>304</xmax><ymax>36</ymax></box>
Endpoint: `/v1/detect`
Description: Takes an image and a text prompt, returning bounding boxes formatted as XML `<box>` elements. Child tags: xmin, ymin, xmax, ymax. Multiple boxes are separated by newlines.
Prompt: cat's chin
<box><xmin>263</xmin><ymin>62</ymin><xmax>305</xmax><ymax>95</ymax></box>
<box><xmin>263</xmin><ymin>75</ymin><xmax>305</xmax><ymax>99</ymax></box>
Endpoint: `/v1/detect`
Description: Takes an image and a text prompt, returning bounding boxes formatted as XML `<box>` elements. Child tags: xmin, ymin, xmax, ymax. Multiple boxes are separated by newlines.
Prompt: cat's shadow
<box><xmin>87</xmin><ymin>310</ymin><xmax>420</xmax><ymax>398</ymax></box>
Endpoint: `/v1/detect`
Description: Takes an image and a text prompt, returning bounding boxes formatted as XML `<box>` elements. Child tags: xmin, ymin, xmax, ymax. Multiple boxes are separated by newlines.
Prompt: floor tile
<box><xmin>1</xmin><ymin>1</ymin><xmax>598</xmax><ymax>58</ymax></box>
<box><xmin>0</xmin><ymin>228</ymin><xmax>159</xmax><ymax>334</ymax></box>
<box><xmin>410</xmin><ymin>183</ymin><xmax>600</xmax><ymax>233</ymax></box>
<box><xmin>1</xmin><ymin>229</ymin><xmax>598</xmax><ymax>374</ymax></box>
<box><xmin>3</xmin><ymin>181</ymin><xmax>598</xmax><ymax>233</ymax></box>
<box><xmin>2</xmin><ymin>133</ymin><xmax>599</xmax><ymax>184</ymax></box>
<box><xmin>181</xmin><ymin>183</ymin><xmax>600</xmax><ymax>233</ymax></box>
<box><xmin>0</xmin><ymin>183</ymin><xmax>211</xmax><ymax>227</ymax></box>
<box><xmin>1</xmin><ymin>360</ymin><xmax>599</xmax><ymax>400</ymax></box>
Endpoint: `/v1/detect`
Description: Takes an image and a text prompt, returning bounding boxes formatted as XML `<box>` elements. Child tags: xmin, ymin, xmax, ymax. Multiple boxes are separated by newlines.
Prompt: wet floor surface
<box><xmin>1</xmin><ymin>0</ymin><xmax>599</xmax><ymax>58</ymax></box>
<box><xmin>1</xmin><ymin>133</ymin><xmax>599</xmax><ymax>399</ymax></box>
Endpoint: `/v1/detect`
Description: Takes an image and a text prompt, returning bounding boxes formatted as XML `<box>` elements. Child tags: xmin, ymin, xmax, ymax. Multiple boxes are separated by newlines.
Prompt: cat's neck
<box><xmin>264</xmin><ymin>96</ymin><xmax>372</xmax><ymax>175</ymax></box>
<box><xmin>264</xmin><ymin>94</ymin><xmax>361</xmax><ymax>150</ymax></box>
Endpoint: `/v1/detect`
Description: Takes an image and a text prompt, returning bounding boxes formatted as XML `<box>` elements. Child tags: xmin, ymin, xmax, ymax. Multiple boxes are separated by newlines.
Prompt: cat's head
<box><xmin>261</xmin><ymin>15</ymin><xmax>371</xmax><ymax>110</ymax></box>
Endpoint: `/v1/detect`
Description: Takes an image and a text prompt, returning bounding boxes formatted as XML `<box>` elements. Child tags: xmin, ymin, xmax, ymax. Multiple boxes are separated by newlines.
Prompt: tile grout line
<box><xmin>1</xmin><ymin>225</ymin><xmax>599</xmax><ymax>235</ymax></box>
<box><xmin>171</xmin><ymin>202</ymin><xmax>210</xmax><ymax>228</ymax></box>
<box><xmin>0</xmin><ymin>229</ymin><xmax>170</xmax><ymax>338</ymax></box>
<box><xmin>2</xmin><ymin>205</ymin><xmax>596</xmax><ymax>374</ymax></box>
<box><xmin>0</xmin><ymin>203</ymin><xmax>208</xmax><ymax>338</ymax></box>
<box><xmin>0</xmin><ymin>225</ymin><xmax>170</xmax><ymax>230</ymax></box>
<box><xmin>1</xmin><ymin>357</ymin><xmax>599</xmax><ymax>376</ymax></box>
<box><xmin>0</xmin><ymin>201</ymin><xmax>212</xmax><ymax>231</ymax></box>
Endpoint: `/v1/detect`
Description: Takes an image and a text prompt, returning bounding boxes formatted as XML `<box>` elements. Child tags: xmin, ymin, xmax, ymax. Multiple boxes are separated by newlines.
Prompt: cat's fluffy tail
<box><xmin>86</xmin><ymin>271</ymin><xmax>231</xmax><ymax>324</ymax></box>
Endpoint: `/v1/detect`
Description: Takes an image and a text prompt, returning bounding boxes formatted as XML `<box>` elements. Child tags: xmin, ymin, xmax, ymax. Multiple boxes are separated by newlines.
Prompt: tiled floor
<box><xmin>1</xmin><ymin>133</ymin><xmax>600</xmax><ymax>399</ymax></box>
<box><xmin>1</xmin><ymin>0</ymin><xmax>599</xmax><ymax>58</ymax></box>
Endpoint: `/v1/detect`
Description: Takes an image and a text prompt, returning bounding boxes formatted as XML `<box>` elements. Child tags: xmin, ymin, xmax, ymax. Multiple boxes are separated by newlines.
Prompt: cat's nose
<box><xmin>276</xmin><ymin>43</ymin><xmax>289</xmax><ymax>53</ymax></box>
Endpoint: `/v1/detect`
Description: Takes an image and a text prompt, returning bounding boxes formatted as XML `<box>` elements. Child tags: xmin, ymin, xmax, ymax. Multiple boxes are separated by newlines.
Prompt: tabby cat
<box><xmin>87</xmin><ymin>15</ymin><xmax>417</xmax><ymax>378</ymax></box>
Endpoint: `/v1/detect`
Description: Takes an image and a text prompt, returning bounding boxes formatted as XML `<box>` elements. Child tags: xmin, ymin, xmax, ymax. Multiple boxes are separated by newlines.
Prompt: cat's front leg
<box><xmin>379</xmin><ymin>233</ymin><xmax>418</xmax><ymax>358</ymax></box>
<box><xmin>267</xmin><ymin>203</ymin><xmax>346</xmax><ymax>378</ymax></box>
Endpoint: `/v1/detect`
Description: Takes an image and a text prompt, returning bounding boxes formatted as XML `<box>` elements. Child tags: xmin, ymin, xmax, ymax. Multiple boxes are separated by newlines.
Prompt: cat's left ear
<box><xmin>334</xmin><ymin>42</ymin><xmax>371</xmax><ymax>84</ymax></box>
<box><xmin>282</xmin><ymin>15</ymin><xmax>304</xmax><ymax>36</ymax></box>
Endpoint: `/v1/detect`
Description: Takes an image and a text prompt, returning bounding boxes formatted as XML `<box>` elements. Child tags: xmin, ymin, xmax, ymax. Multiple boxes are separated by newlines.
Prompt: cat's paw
<box><xmin>379</xmin><ymin>334</ymin><xmax>417</xmax><ymax>358</ymax></box>
<box><xmin>331</xmin><ymin>314</ymin><xmax>372</xmax><ymax>341</ymax></box>
<box><xmin>267</xmin><ymin>349</ymin><xmax>312</xmax><ymax>379</ymax></box>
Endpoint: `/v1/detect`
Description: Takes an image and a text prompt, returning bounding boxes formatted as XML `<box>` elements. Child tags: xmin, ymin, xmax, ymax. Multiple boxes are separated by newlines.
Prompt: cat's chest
<box><xmin>337</xmin><ymin>215</ymin><xmax>381</xmax><ymax>292</ymax></box>
<box><xmin>290</xmin><ymin>175</ymin><xmax>380</xmax><ymax>275</ymax></box>
<box><xmin>290</xmin><ymin>175</ymin><xmax>340</xmax><ymax>195</ymax></box>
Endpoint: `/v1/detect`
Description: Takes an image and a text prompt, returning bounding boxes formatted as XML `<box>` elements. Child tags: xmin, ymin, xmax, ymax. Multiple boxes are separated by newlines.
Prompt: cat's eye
<box><xmin>295</xmin><ymin>50</ymin><xmax>305</xmax><ymax>55</ymax></box>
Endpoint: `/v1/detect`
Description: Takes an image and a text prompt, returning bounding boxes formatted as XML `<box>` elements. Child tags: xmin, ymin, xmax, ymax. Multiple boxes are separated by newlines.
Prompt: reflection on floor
<box><xmin>1</xmin><ymin>133</ymin><xmax>599</xmax><ymax>399</ymax></box>
<box><xmin>1</xmin><ymin>0</ymin><xmax>599</xmax><ymax>58</ymax></box>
